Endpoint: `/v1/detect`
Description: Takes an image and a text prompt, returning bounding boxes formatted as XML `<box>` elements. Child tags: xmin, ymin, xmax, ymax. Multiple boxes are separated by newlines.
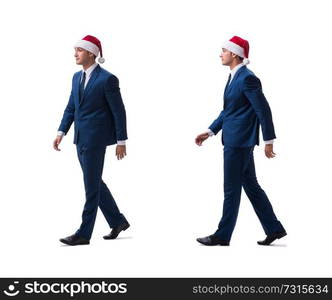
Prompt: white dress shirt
<box><xmin>57</xmin><ymin>63</ymin><xmax>126</xmax><ymax>145</ymax></box>
<box><xmin>207</xmin><ymin>62</ymin><xmax>274</xmax><ymax>145</ymax></box>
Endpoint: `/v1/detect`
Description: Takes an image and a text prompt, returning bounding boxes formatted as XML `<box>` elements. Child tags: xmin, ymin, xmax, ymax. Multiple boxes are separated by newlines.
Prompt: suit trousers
<box><xmin>75</xmin><ymin>143</ymin><xmax>127</xmax><ymax>240</ymax></box>
<box><xmin>214</xmin><ymin>146</ymin><xmax>285</xmax><ymax>241</ymax></box>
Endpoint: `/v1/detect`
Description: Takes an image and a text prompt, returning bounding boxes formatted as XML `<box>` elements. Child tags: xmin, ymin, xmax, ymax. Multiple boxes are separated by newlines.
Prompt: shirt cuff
<box><xmin>57</xmin><ymin>131</ymin><xmax>65</xmax><ymax>137</ymax></box>
<box><xmin>264</xmin><ymin>139</ymin><xmax>274</xmax><ymax>145</ymax></box>
<box><xmin>207</xmin><ymin>129</ymin><xmax>214</xmax><ymax>136</ymax></box>
<box><xmin>117</xmin><ymin>140</ymin><xmax>126</xmax><ymax>145</ymax></box>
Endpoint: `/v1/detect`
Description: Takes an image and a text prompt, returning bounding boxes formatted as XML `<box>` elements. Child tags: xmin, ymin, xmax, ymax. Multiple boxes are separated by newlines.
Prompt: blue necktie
<box><xmin>224</xmin><ymin>73</ymin><xmax>231</xmax><ymax>91</ymax></box>
<box><xmin>223</xmin><ymin>74</ymin><xmax>231</xmax><ymax>109</ymax></box>
<box><xmin>79</xmin><ymin>71</ymin><xmax>86</xmax><ymax>104</ymax></box>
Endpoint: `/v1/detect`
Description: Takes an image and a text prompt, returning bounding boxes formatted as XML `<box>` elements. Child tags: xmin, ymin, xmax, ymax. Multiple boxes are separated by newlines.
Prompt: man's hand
<box><xmin>53</xmin><ymin>135</ymin><xmax>63</xmax><ymax>151</ymax></box>
<box><xmin>195</xmin><ymin>132</ymin><xmax>210</xmax><ymax>146</ymax></box>
<box><xmin>265</xmin><ymin>144</ymin><xmax>276</xmax><ymax>159</ymax></box>
<box><xmin>116</xmin><ymin>145</ymin><xmax>126</xmax><ymax>160</ymax></box>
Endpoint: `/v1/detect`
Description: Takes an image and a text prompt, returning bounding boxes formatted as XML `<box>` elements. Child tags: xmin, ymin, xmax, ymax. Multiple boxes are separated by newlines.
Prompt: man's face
<box><xmin>219</xmin><ymin>48</ymin><xmax>234</xmax><ymax>66</ymax></box>
<box><xmin>74</xmin><ymin>47</ymin><xmax>92</xmax><ymax>65</ymax></box>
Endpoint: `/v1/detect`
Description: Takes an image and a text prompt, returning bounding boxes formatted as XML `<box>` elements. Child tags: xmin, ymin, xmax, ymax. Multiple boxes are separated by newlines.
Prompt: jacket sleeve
<box><xmin>243</xmin><ymin>75</ymin><xmax>276</xmax><ymax>141</ymax></box>
<box><xmin>208</xmin><ymin>110</ymin><xmax>224</xmax><ymax>135</ymax></box>
<box><xmin>57</xmin><ymin>75</ymin><xmax>75</xmax><ymax>135</ymax></box>
<box><xmin>104</xmin><ymin>75</ymin><xmax>128</xmax><ymax>141</ymax></box>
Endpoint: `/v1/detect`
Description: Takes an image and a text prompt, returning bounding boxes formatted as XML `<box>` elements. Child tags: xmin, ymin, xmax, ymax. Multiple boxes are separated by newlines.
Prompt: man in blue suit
<box><xmin>53</xmin><ymin>35</ymin><xmax>130</xmax><ymax>246</ymax></box>
<box><xmin>195</xmin><ymin>36</ymin><xmax>286</xmax><ymax>246</ymax></box>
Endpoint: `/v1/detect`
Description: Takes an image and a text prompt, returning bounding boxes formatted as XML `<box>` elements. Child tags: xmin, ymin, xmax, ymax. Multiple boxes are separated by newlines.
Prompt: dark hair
<box><xmin>237</xmin><ymin>56</ymin><xmax>244</xmax><ymax>62</ymax></box>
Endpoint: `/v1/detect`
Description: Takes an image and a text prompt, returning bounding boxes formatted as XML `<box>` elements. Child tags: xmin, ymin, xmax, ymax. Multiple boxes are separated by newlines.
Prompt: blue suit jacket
<box><xmin>58</xmin><ymin>65</ymin><xmax>127</xmax><ymax>147</ymax></box>
<box><xmin>209</xmin><ymin>66</ymin><xmax>276</xmax><ymax>147</ymax></box>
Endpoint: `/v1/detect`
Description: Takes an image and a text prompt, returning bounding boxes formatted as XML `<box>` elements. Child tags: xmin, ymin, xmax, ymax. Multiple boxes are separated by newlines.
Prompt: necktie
<box><xmin>223</xmin><ymin>74</ymin><xmax>231</xmax><ymax>109</ymax></box>
<box><xmin>225</xmin><ymin>73</ymin><xmax>231</xmax><ymax>90</ymax></box>
<box><xmin>79</xmin><ymin>71</ymin><xmax>86</xmax><ymax>104</ymax></box>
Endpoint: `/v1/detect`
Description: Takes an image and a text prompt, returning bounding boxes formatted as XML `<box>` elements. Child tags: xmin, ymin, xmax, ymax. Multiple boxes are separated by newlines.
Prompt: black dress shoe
<box><xmin>196</xmin><ymin>235</ymin><xmax>230</xmax><ymax>246</ymax></box>
<box><xmin>103</xmin><ymin>220</ymin><xmax>130</xmax><ymax>240</ymax></box>
<box><xmin>60</xmin><ymin>234</ymin><xmax>90</xmax><ymax>246</ymax></box>
<box><xmin>257</xmin><ymin>231</ymin><xmax>287</xmax><ymax>245</ymax></box>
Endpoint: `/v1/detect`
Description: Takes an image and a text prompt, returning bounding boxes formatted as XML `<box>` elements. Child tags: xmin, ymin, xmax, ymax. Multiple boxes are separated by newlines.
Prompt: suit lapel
<box><xmin>223</xmin><ymin>66</ymin><xmax>246</xmax><ymax>109</ymax></box>
<box><xmin>79</xmin><ymin>65</ymin><xmax>101</xmax><ymax>107</ymax></box>
<box><xmin>225</xmin><ymin>65</ymin><xmax>246</xmax><ymax>93</ymax></box>
<box><xmin>74</xmin><ymin>73</ymin><xmax>81</xmax><ymax>106</ymax></box>
<box><xmin>223</xmin><ymin>74</ymin><xmax>231</xmax><ymax>95</ymax></box>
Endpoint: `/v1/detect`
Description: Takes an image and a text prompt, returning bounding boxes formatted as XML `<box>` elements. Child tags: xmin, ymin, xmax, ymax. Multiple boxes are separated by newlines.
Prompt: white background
<box><xmin>0</xmin><ymin>0</ymin><xmax>331</xmax><ymax>277</ymax></box>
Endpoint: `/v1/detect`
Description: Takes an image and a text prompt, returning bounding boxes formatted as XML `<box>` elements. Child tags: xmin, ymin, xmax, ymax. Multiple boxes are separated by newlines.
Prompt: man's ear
<box><xmin>87</xmin><ymin>51</ymin><xmax>94</xmax><ymax>58</ymax></box>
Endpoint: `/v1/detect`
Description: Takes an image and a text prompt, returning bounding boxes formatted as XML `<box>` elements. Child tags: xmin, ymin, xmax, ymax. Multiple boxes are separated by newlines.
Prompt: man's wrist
<box><xmin>207</xmin><ymin>129</ymin><xmax>214</xmax><ymax>136</ymax></box>
<box><xmin>117</xmin><ymin>140</ymin><xmax>126</xmax><ymax>146</ymax></box>
<box><xmin>264</xmin><ymin>139</ymin><xmax>274</xmax><ymax>145</ymax></box>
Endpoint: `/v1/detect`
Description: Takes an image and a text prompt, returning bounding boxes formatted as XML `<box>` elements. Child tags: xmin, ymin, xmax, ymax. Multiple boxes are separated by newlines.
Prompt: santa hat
<box><xmin>74</xmin><ymin>35</ymin><xmax>105</xmax><ymax>64</ymax></box>
<box><xmin>222</xmin><ymin>36</ymin><xmax>250</xmax><ymax>65</ymax></box>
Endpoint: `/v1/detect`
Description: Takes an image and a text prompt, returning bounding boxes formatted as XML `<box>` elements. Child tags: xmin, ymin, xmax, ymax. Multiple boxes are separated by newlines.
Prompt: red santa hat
<box><xmin>74</xmin><ymin>35</ymin><xmax>105</xmax><ymax>64</ymax></box>
<box><xmin>222</xmin><ymin>36</ymin><xmax>250</xmax><ymax>65</ymax></box>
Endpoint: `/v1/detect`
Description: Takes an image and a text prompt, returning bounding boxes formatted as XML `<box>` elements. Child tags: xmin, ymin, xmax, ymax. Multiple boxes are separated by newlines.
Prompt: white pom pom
<box><xmin>243</xmin><ymin>58</ymin><xmax>250</xmax><ymax>65</ymax></box>
<box><xmin>98</xmin><ymin>57</ymin><xmax>105</xmax><ymax>63</ymax></box>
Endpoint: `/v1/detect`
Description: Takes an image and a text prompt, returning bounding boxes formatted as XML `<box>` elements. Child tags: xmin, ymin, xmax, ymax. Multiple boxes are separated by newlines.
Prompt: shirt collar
<box><xmin>82</xmin><ymin>62</ymin><xmax>98</xmax><ymax>78</ymax></box>
<box><xmin>230</xmin><ymin>62</ymin><xmax>244</xmax><ymax>81</ymax></box>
